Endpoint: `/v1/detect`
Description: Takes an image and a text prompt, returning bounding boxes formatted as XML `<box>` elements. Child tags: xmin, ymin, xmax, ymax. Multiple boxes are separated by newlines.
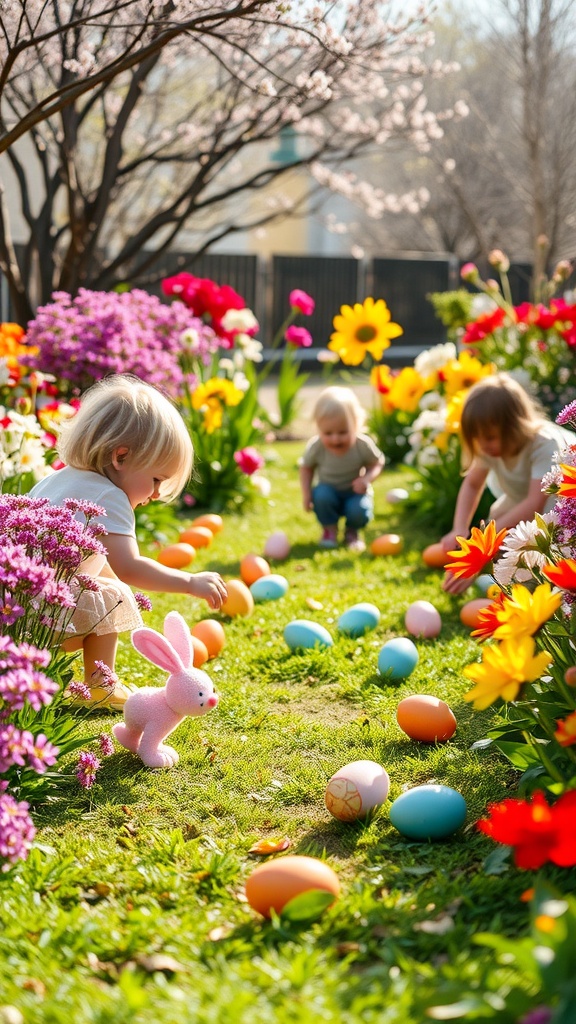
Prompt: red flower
<box><xmin>444</xmin><ymin>521</ymin><xmax>507</xmax><ymax>580</ymax></box>
<box><xmin>462</xmin><ymin>307</ymin><xmax>506</xmax><ymax>345</ymax></box>
<box><xmin>233</xmin><ymin>446</ymin><xmax>264</xmax><ymax>476</ymax></box>
<box><xmin>478</xmin><ymin>790</ymin><xmax>576</xmax><ymax>869</ymax></box>
<box><xmin>471</xmin><ymin>590</ymin><xmax>507</xmax><ymax>641</ymax></box>
<box><xmin>542</xmin><ymin>557</ymin><xmax>576</xmax><ymax>590</ymax></box>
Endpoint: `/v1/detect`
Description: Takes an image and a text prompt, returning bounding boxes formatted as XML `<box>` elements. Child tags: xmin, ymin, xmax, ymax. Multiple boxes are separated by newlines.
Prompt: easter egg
<box><xmin>191</xmin><ymin>619</ymin><xmax>226</xmax><ymax>658</ymax></box>
<box><xmin>325</xmin><ymin>760</ymin><xmax>390</xmax><ymax>822</ymax></box>
<box><xmin>190</xmin><ymin>634</ymin><xmax>209</xmax><ymax>668</ymax></box>
<box><xmin>404</xmin><ymin>600</ymin><xmax>442</xmax><ymax>639</ymax></box>
<box><xmin>422</xmin><ymin>543</ymin><xmax>448</xmax><ymax>569</ymax></box>
<box><xmin>396</xmin><ymin>695</ymin><xmax>457</xmax><ymax>742</ymax></box>
<box><xmin>474</xmin><ymin>573</ymin><xmax>496</xmax><ymax>595</ymax></box>
<box><xmin>460</xmin><ymin>598</ymin><xmax>493</xmax><ymax>629</ymax></box>
<box><xmin>284</xmin><ymin>620</ymin><xmax>333</xmax><ymax>652</ymax></box>
<box><xmin>386</xmin><ymin>487</ymin><xmax>409</xmax><ymax>504</ymax></box>
<box><xmin>250</xmin><ymin>574</ymin><xmax>289</xmax><ymax>602</ymax></box>
<box><xmin>377</xmin><ymin>638</ymin><xmax>419</xmax><ymax>680</ymax></box>
<box><xmin>157</xmin><ymin>543</ymin><xmax>196</xmax><ymax>568</ymax></box>
<box><xmin>264</xmin><ymin>530</ymin><xmax>291</xmax><ymax>561</ymax></box>
<box><xmin>245</xmin><ymin>855</ymin><xmax>340</xmax><ymax>919</ymax></box>
<box><xmin>370</xmin><ymin>533</ymin><xmax>403</xmax><ymax>556</ymax></box>
<box><xmin>389</xmin><ymin>784</ymin><xmax>467</xmax><ymax>840</ymax></box>
<box><xmin>222</xmin><ymin>579</ymin><xmax>254</xmax><ymax>618</ymax></box>
<box><xmin>240</xmin><ymin>554</ymin><xmax>271</xmax><ymax>586</ymax></box>
<box><xmin>337</xmin><ymin>602</ymin><xmax>381</xmax><ymax>638</ymax></box>
<box><xmin>192</xmin><ymin>513</ymin><xmax>223</xmax><ymax>534</ymax></box>
<box><xmin>179</xmin><ymin>525</ymin><xmax>213</xmax><ymax>548</ymax></box>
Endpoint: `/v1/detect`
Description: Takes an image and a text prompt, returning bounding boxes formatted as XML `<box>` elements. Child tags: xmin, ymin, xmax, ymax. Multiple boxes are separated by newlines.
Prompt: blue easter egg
<box><xmin>338</xmin><ymin>602</ymin><xmax>381</xmax><ymax>638</ymax></box>
<box><xmin>475</xmin><ymin>574</ymin><xmax>496</xmax><ymax>595</ymax></box>
<box><xmin>250</xmin><ymin>574</ymin><xmax>289</xmax><ymax>602</ymax></box>
<box><xmin>377</xmin><ymin>638</ymin><xmax>419</xmax><ymax>680</ymax></box>
<box><xmin>389</xmin><ymin>784</ymin><xmax>467</xmax><ymax>840</ymax></box>
<box><xmin>284</xmin><ymin>619</ymin><xmax>333</xmax><ymax>652</ymax></box>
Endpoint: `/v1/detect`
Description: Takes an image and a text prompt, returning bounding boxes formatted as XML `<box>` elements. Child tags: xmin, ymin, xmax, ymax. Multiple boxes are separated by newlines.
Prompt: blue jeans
<box><xmin>312</xmin><ymin>483</ymin><xmax>373</xmax><ymax>529</ymax></box>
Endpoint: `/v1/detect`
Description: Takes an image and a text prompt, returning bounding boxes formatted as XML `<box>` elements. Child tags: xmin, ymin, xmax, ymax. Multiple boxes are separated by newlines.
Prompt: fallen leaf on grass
<box><xmin>134</xmin><ymin>953</ymin><xmax>186</xmax><ymax>974</ymax></box>
<box><xmin>248</xmin><ymin>837</ymin><xmax>291</xmax><ymax>855</ymax></box>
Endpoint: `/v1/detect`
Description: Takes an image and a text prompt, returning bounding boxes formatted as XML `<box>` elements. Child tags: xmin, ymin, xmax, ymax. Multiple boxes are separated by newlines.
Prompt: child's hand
<box><xmin>440</xmin><ymin>531</ymin><xmax>460</xmax><ymax>552</ymax></box>
<box><xmin>302</xmin><ymin>496</ymin><xmax>313</xmax><ymax>512</ymax></box>
<box><xmin>351</xmin><ymin>476</ymin><xmax>369</xmax><ymax>495</ymax></box>
<box><xmin>442</xmin><ymin>570</ymin><xmax>474</xmax><ymax>596</ymax></box>
<box><xmin>189</xmin><ymin>572</ymin><xmax>228</xmax><ymax>609</ymax></box>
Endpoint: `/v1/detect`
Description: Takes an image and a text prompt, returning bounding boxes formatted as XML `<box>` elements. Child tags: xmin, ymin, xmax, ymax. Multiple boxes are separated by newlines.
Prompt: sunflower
<box><xmin>192</xmin><ymin>377</ymin><xmax>245</xmax><ymax>433</ymax></box>
<box><xmin>329</xmin><ymin>297</ymin><xmax>403</xmax><ymax>366</ymax></box>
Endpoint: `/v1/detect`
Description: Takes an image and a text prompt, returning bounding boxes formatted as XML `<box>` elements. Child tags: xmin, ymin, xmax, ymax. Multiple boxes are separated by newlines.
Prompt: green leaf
<box><xmin>483</xmin><ymin>845</ymin><xmax>511</xmax><ymax>875</ymax></box>
<box><xmin>280</xmin><ymin>888</ymin><xmax>336</xmax><ymax>923</ymax></box>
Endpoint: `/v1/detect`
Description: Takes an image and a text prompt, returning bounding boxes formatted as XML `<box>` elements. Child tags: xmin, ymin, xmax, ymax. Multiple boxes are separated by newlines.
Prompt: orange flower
<box><xmin>471</xmin><ymin>591</ymin><xmax>508</xmax><ymax>641</ymax></box>
<box><xmin>542</xmin><ymin>558</ymin><xmax>576</xmax><ymax>590</ymax></box>
<box><xmin>444</xmin><ymin>521</ymin><xmax>508</xmax><ymax>580</ymax></box>
<box><xmin>554</xmin><ymin>710</ymin><xmax>576</xmax><ymax>747</ymax></box>
<box><xmin>558</xmin><ymin>464</ymin><xmax>576</xmax><ymax>498</ymax></box>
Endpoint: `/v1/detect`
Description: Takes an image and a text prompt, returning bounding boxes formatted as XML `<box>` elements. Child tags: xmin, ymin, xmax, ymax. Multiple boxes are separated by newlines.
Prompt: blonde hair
<box><xmin>57</xmin><ymin>374</ymin><xmax>193</xmax><ymax>501</ymax></box>
<box><xmin>313</xmin><ymin>386</ymin><xmax>366</xmax><ymax>433</ymax></box>
<box><xmin>460</xmin><ymin>373</ymin><xmax>545</xmax><ymax>467</ymax></box>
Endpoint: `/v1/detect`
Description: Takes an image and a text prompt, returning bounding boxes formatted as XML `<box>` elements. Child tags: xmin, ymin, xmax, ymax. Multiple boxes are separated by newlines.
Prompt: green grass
<box><xmin>0</xmin><ymin>442</ymin><xmax>570</xmax><ymax>1022</ymax></box>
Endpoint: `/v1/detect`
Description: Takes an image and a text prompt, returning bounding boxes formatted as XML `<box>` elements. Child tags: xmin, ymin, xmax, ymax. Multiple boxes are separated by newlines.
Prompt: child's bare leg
<box><xmin>82</xmin><ymin>631</ymin><xmax>118</xmax><ymax>681</ymax></box>
<box><xmin>62</xmin><ymin>631</ymin><xmax>134</xmax><ymax>711</ymax></box>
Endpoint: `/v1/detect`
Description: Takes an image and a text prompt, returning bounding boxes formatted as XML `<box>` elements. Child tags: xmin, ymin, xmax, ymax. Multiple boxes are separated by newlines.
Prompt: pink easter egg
<box><xmin>404</xmin><ymin>600</ymin><xmax>442</xmax><ymax>639</ymax></box>
<box><xmin>263</xmin><ymin>530</ymin><xmax>291</xmax><ymax>561</ymax></box>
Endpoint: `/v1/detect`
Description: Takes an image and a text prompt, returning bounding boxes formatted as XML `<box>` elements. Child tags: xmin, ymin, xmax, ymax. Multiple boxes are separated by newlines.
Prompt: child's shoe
<box><xmin>319</xmin><ymin>526</ymin><xmax>338</xmax><ymax>549</ymax></box>
<box><xmin>344</xmin><ymin>528</ymin><xmax>366</xmax><ymax>553</ymax></box>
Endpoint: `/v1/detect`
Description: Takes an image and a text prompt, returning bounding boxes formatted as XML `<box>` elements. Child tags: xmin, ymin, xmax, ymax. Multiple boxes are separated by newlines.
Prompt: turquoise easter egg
<box><xmin>284</xmin><ymin>619</ymin><xmax>333</xmax><ymax>652</ymax></box>
<box><xmin>250</xmin><ymin>574</ymin><xmax>289</xmax><ymax>602</ymax></box>
<box><xmin>377</xmin><ymin>638</ymin><xmax>418</xmax><ymax>680</ymax></box>
<box><xmin>475</xmin><ymin>574</ymin><xmax>496</xmax><ymax>595</ymax></box>
<box><xmin>338</xmin><ymin>602</ymin><xmax>381</xmax><ymax>638</ymax></box>
<box><xmin>389</xmin><ymin>784</ymin><xmax>467</xmax><ymax>840</ymax></box>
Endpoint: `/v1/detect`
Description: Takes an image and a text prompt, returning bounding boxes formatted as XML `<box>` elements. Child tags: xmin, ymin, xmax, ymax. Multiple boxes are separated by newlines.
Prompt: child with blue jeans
<box><xmin>299</xmin><ymin>386</ymin><xmax>384</xmax><ymax>551</ymax></box>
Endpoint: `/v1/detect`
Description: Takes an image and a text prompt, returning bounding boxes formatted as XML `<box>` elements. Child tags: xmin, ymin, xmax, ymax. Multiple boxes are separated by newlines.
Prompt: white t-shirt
<box><xmin>30</xmin><ymin>467</ymin><xmax>135</xmax><ymax>575</ymax></box>
<box><xmin>476</xmin><ymin>421</ymin><xmax>575</xmax><ymax>504</ymax></box>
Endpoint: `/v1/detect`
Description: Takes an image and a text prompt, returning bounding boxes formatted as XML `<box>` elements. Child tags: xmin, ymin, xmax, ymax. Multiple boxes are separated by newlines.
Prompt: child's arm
<box><xmin>351</xmin><ymin>455</ymin><xmax>385</xmax><ymax>494</ymax></box>
<box><xmin>440</xmin><ymin>460</ymin><xmax>489</xmax><ymax>553</ymax></box>
<box><xmin>102</xmin><ymin>533</ymin><xmax>228</xmax><ymax>610</ymax></box>
<box><xmin>299</xmin><ymin>464</ymin><xmax>315</xmax><ymax>511</ymax></box>
<box><xmin>492</xmin><ymin>478</ymin><xmax>548</xmax><ymax>531</ymax></box>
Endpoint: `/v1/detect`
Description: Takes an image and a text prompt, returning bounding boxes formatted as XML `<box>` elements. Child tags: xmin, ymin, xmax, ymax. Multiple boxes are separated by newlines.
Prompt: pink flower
<box><xmin>460</xmin><ymin>262</ymin><xmax>480</xmax><ymax>282</ymax></box>
<box><xmin>233</xmin><ymin>446</ymin><xmax>264</xmax><ymax>476</ymax></box>
<box><xmin>289</xmin><ymin>289</ymin><xmax>315</xmax><ymax>315</ymax></box>
<box><xmin>285</xmin><ymin>326</ymin><xmax>313</xmax><ymax>348</ymax></box>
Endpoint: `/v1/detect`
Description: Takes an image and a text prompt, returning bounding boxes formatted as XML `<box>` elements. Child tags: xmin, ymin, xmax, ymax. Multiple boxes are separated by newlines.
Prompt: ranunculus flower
<box><xmin>285</xmin><ymin>325</ymin><xmax>313</xmax><ymax>348</ymax></box>
<box><xmin>289</xmin><ymin>289</ymin><xmax>315</xmax><ymax>315</ymax></box>
<box><xmin>233</xmin><ymin>446</ymin><xmax>264</xmax><ymax>476</ymax></box>
<box><xmin>460</xmin><ymin>262</ymin><xmax>480</xmax><ymax>282</ymax></box>
<box><xmin>477</xmin><ymin>790</ymin><xmax>576</xmax><ymax>869</ymax></box>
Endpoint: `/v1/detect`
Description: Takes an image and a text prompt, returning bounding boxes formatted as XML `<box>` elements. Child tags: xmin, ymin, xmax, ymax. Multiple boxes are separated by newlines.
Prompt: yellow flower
<box><xmin>441</xmin><ymin>351</ymin><xmax>495</xmax><ymax>398</ymax></box>
<box><xmin>463</xmin><ymin>636</ymin><xmax>553</xmax><ymax>710</ymax></box>
<box><xmin>329</xmin><ymin>297</ymin><xmax>403</xmax><ymax>366</ymax></box>
<box><xmin>489</xmin><ymin>583</ymin><xmax>562</xmax><ymax>640</ymax></box>
<box><xmin>385</xmin><ymin>367</ymin><xmax>427</xmax><ymax>414</ymax></box>
<box><xmin>192</xmin><ymin>377</ymin><xmax>244</xmax><ymax>433</ymax></box>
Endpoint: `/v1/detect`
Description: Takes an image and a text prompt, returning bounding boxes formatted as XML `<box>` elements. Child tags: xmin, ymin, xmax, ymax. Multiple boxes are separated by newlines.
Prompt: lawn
<box><xmin>0</xmin><ymin>441</ymin><xmax>570</xmax><ymax>1023</ymax></box>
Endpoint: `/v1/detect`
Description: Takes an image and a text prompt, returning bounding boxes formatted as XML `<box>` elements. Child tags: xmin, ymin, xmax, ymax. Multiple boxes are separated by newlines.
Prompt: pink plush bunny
<box><xmin>112</xmin><ymin>610</ymin><xmax>219</xmax><ymax>768</ymax></box>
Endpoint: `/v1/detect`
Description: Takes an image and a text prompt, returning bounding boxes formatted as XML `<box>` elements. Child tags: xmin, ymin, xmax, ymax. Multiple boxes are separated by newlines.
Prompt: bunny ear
<box><xmin>132</xmin><ymin>627</ymin><xmax>185</xmax><ymax>674</ymax></box>
<box><xmin>163</xmin><ymin>611</ymin><xmax>193</xmax><ymax>669</ymax></box>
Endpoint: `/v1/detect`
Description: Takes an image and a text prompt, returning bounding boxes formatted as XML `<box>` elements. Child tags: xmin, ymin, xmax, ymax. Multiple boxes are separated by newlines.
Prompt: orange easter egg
<box><xmin>460</xmin><ymin>598</ymin><xmax>493</xmax><ymax>629</ymax></box>
<box><xmin>179</xmin><ymin>525</ymin><xmax>213</xmax><ymax>548</ymax></box>
<box><xmin>192</xmin><ymin>514</ymin><xmax>223</xmax><ymax>534</ymax></box>
<box><xmin>190</xmin><ymin>634</ymin><xmax>209</xmax><ymax>668</ymax></box>
<box><xmin>240</xmin><ymin>553</ymin><xmax>271</xmax><ymax>586</ymax></box>
<box><xmin>157</xmin><ymin>543</ymin><xmax>196</xmax><ymax>568</ymax></box>
<box><xmin>370</xmin><ymin>533</ymin><xmax>403</xmax><ymax>556</ymax></box>
<box><xmin>396</xmin><ymin>695</ymin><xmax>457</xmax><ymax>743</ymax></box>
<box><xmin>191</xmin><ymin>619</ymin><xmax>226</xmax><ymax>659</ymax></box>
<box><xmin>222</xmin><ymin>579</ymin><xmax>254</xmax><ymax>618</ymax></box>
<box><xmin>245</xmin><ymin>855</ymin><xmax>340</xmax><ymax>919</ymax></box>
<box><xmin>422</xmin><ymin>543</ymin><xmax>448</xmax><ymax>569</ymax></box>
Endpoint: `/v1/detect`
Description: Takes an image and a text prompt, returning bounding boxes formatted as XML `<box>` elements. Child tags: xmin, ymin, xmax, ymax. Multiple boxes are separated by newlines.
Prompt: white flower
<box><xmin>221</xmin><ymin>308</ymin><xmax>259</xmax><ymax>335</ymax></box>
<box><xmin>414</xmin><ymin>342</ymin><xmax>456</xmax><ymax>377</ymax></box>
<box><xmin>232</xmin><ymin>371</ymin><xmax>250</xmax><ymax>393</ymax></box>
<box><xmin>317</xmin><ymin>350</ymin><xmax>340</xmax><ymax>364</ymax></box>
<box><xmin>180</xmin><ymin>328</ymin><xmax>201</xmax><ymax>353</ymax></box>
<box><xmin>470</xmin><ymin>294</ymin><xmax>498</xmax><ymax>318</ymax></box>
<box><xmin>0</xmin><ymin>359</ymin><xmax>10</xmax><ymax>386</ymax></box>
<box><xmin>218</xmin><ymin>358</ymin><xmax>235</xmax><ymax>375</ymax></box>
<box><xmin>251</xmin><ymin>474</ymin><xmax>271</xmax><ymax>497</ymax></box>
<box><xmin>235</xmin><ymin>333</ymin><xmax>263</xmax><ymax>362</ymax></box>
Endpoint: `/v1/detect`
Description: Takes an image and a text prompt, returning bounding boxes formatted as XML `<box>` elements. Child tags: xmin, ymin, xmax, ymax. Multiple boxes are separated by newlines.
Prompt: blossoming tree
<box><xmin>0</xmin><ymin>0</ymin><xmax>463</xmax><ymax>321</ymax></box>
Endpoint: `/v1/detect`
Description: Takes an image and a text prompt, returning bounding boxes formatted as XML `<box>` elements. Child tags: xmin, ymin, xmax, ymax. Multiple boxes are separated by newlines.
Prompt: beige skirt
<box><xmin>68</xmin><ymin>574</ymin><xmax>143</xmax><ymax>638</ymax></box>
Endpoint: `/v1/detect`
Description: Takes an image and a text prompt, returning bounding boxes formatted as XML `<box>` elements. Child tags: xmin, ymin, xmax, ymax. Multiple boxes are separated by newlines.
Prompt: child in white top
<box><xmin>299</xmin><ymin>386</ymin><xmax>384</xmax><ymax>552</ymax></box>
<box><xmin>441</xmin><ymin>372</ymin><xmax>575</xmax><ymax>594</ymax></box>
<box><xmin>31</xmin><ymin>374</ymin><xmax>227</xmax><ymax>709</ymax></box>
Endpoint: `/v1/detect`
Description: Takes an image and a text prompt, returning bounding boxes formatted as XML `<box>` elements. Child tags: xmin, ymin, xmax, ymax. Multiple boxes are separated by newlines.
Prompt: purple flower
<box><xmin>76</xmin><ymin>750</ymin><xmax>101</xmax><ymax>789</ymax></box>
<box><xmin>135</xmin><ymin>592</ymin><xmax>153</xmax><ymax>611</ymax></box>
<box><xmin>67</xmin><ymin>681</ymin><xmax>92</xmax><ymax>701</ymax></box>
<box><xmin>289</xmin><ymin>289</ymin><xmax>315</xmax><ymax>316</ymax></box>
<box><xmin>518</xmin><ymin>1008</ymin><xmax>553</xmax><ymax>1024</ymax></box>
<box><xmin>99</xmin><ymin>733</ymin><xmax>114</xmax><ymax>756</ymax></box>
<box><xmin>93</xmin><ymin>662</ymin><xmax>117</xmax><ymax>690</ymax></box>
<box><xmin>0</xmin><ymin>595</ymin><xmax>25</xmax><ymax>626</ymax></box>
<box><xmin>0</xmin><ymin>668</ymin><xmax>57</xmax><ymax>711</ymax></box>
<box><xmin>285</xmin><ymin>325</ymin><xmax>313</xmax><ymax>348</ymax></box>
<box><xmin>556</xmin><ymin>399</ymin><xmax>576</xmax><ymax>427</ymax></box>
<box><xmin>0</xmin><ymin>792</ymin><xmax>36</xmax><ymax>870</ymax></box>
<box><xmin>22</xmin><ymin>732</ymin><xmax>59</xmax><ymax>773</ymax></box>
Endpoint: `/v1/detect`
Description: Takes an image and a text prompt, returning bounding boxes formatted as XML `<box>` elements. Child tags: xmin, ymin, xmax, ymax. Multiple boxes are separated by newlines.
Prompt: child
<box><xmin>441</xmin><ymin>372</ymin><xmax>575</xmax><ymax>595</ymax></box>
<box><xmin>299</xmin><ymin>386</ymin><xmax>384</xmax><ymax>551</ymax></box>
<box><xmin>30</xmin><ymin>374</ymin><xmax>227</xmax><ymax>709</ymax></box>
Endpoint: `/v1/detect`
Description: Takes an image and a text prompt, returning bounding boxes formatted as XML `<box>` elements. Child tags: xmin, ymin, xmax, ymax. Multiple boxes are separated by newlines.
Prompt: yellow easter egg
<box><xmin>157</xmin><ymin>543</ymin><xmax>196</xmax><ymax>568</ymax></box>
<box><xmin>222</xmin><ymin>579</ymin><xmax>254</xmax><ymax>618</ymax></box>
<box><xmin>370</xmin><ymin>533</ymin><xmax>403</xmax><ymax>556</ymax></box>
